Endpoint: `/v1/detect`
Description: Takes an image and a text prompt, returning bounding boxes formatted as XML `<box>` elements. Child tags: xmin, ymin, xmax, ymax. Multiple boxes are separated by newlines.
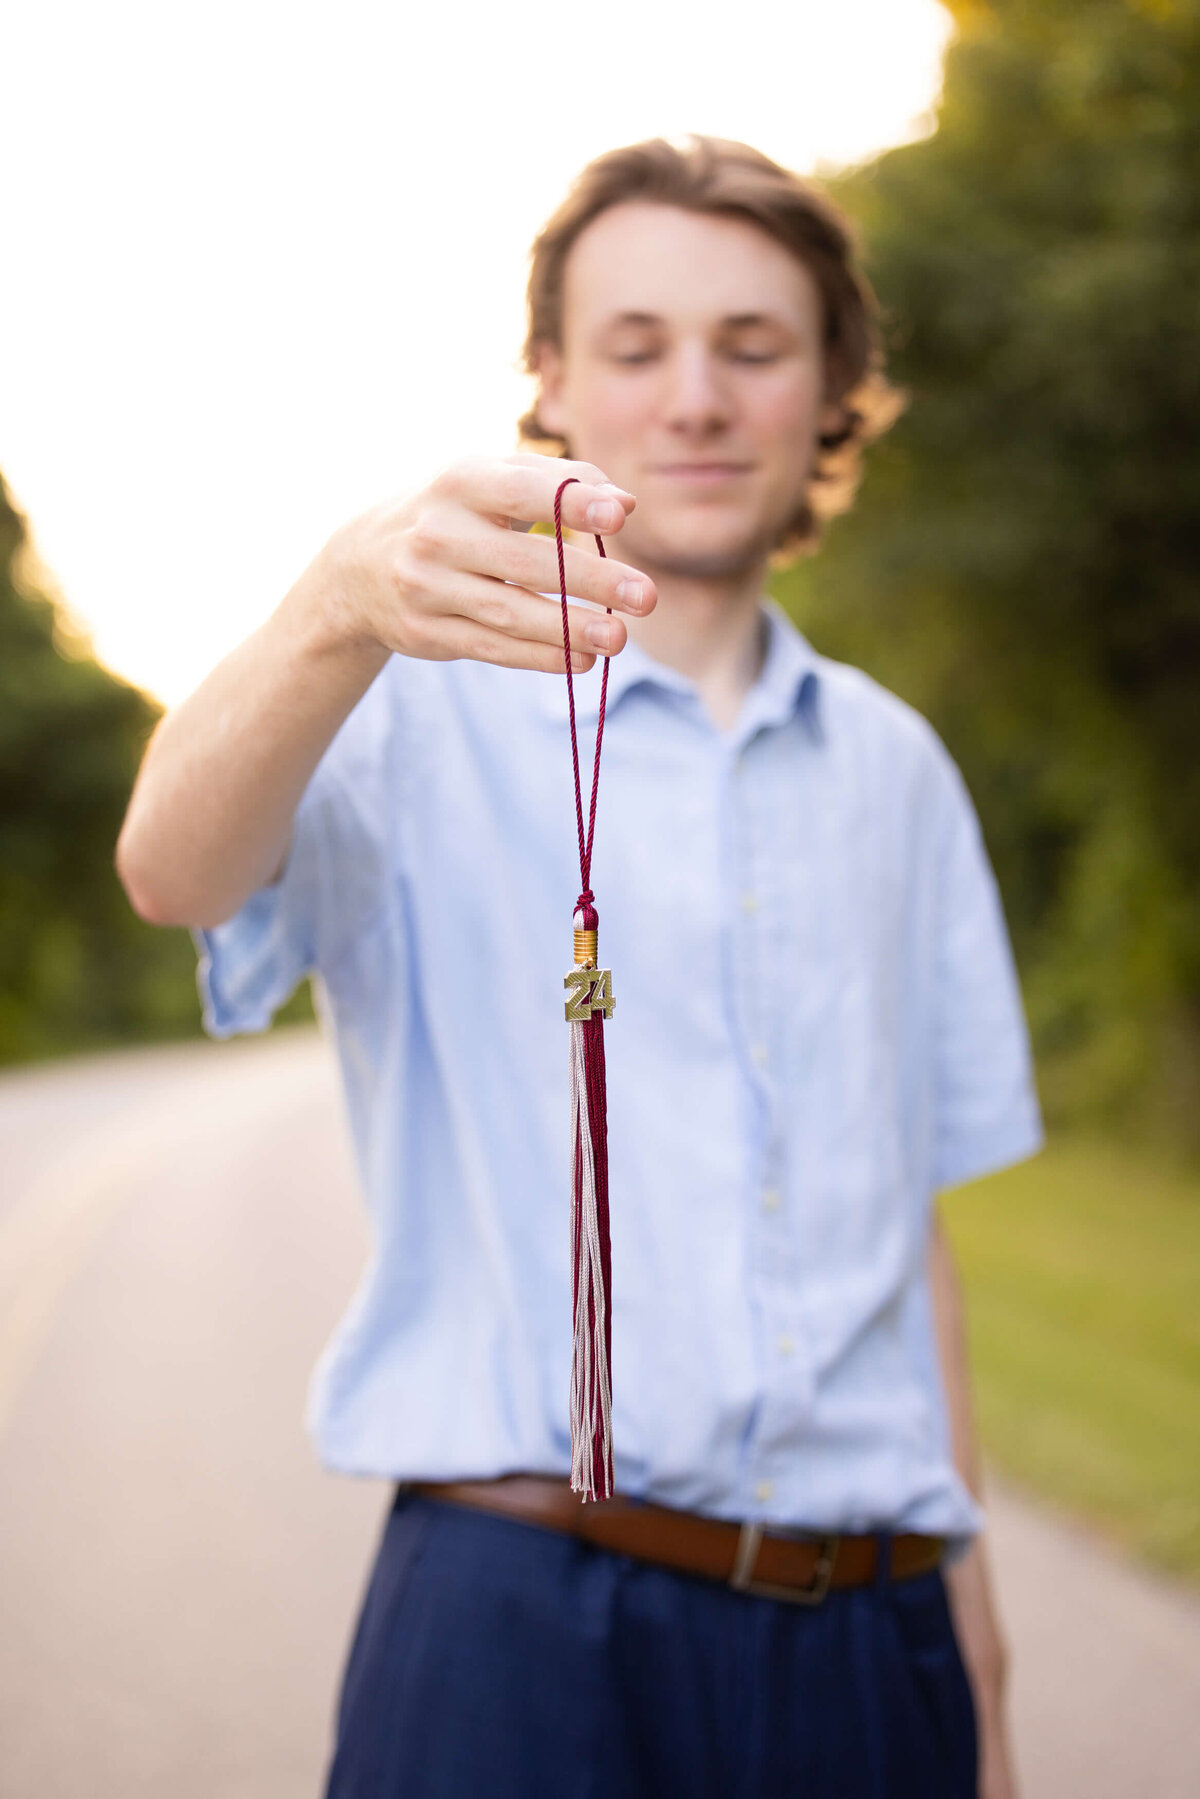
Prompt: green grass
<box><xmin>942</xmin><ymin>1136</ymin><xmax>1200</xmax><ymax>1584</ymax></box>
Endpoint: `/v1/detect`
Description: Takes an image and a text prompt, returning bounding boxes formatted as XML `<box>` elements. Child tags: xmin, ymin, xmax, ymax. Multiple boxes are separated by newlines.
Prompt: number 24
<box><xmin>564</xmin><ymin>966</ymin><xmax>615</xmax><ymax>1022</ymax></box>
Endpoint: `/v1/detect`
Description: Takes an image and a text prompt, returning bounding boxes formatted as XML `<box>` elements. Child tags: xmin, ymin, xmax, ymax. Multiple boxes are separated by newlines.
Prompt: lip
<box><xmin>652</xmin><ymin>462</ymin><xmax>755</xmax><ymax>485</ymax></box>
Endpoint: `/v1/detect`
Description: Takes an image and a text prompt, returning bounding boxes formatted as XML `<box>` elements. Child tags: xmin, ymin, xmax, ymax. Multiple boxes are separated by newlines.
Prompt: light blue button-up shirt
<box><xmin>194</xmin><ymin>596</ymin><xmax>1042</xmax><ymax>1551</ymax></box>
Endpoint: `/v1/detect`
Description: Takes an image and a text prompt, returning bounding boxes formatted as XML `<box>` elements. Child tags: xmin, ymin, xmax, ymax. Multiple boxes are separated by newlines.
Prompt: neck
<box><xmin>624</xmin><ymin>560</ymin><xmax>769</xmax><ymax>733</ymax></box>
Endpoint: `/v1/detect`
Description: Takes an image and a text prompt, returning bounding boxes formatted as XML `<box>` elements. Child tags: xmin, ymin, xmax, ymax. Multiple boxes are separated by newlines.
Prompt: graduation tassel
<box><xmin>555</xmin><ymin>478</ymin><xmax>616</xmax><ymax>1502</ymax></box>
<box><xmin>567</xmin><ymin>895</ymin><xmax>614</xmax><ymax>1499</ymax></box>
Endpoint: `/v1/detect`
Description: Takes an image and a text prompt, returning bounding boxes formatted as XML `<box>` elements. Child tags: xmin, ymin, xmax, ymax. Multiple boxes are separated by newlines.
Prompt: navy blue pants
<box><xmin>323</xmin><ymin>1487</ymin><xmax>978</xmax><ymax>1798</ymax></box>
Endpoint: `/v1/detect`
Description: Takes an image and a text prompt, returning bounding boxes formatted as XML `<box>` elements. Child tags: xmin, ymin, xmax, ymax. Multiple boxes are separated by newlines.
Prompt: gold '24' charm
<box><xmin>564</xmin><ymin>965</ymin><xmax>616</xmax><ymax>1023</ymax></box>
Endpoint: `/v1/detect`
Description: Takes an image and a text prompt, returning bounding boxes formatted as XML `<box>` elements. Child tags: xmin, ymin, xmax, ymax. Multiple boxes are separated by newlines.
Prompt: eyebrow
<box><xmin>722</xmin><ymin>312</ymin><xmax>790</xmax><ymax>330</ymax></box>
<box><xmin>601</xmin><ymin>309</ymin><xmax>794</xmax><ymax>330</ymax></box>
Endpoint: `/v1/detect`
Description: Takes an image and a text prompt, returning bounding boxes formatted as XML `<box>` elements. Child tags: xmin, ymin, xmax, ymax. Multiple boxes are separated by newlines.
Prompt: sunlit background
<box><xmin>3</xmin><ymin>0</ymin><xmax>952</xmax><ymax>704</ymax></box>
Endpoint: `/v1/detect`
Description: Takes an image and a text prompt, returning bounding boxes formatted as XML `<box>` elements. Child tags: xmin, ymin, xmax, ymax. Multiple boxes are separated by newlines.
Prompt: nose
<box><xmin>663</xmin><ymin>340</ymin><xmax>732</xmax><ymax>439</ymax></box>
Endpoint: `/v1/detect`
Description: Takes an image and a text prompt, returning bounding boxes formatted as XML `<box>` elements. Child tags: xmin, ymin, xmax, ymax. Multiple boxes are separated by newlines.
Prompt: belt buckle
<box><xmin>729</xmin><ymin>1524</ymin><xmax>840</xmax><ymax>1606</ymax></box>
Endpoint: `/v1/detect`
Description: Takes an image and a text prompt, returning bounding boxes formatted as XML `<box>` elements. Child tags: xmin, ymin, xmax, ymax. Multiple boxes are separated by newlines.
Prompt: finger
<box><xmin>423</xmin><ymin>611</ymin><xmax>598</xmax><ymax>676</ymax></box>
<box><xmin>437</xmin><ymin>457</ymin><xmax>636</xmax><ymax>537</ymax></box>
<box><xmin>421</xmin><ymin>567</ymin><xmax>629</xmax><ymax>656</ymax></box>
<box><xmin>455</xmin><ymin>516</ymin><xmax>654</xmax><ymax>616</ymax></box>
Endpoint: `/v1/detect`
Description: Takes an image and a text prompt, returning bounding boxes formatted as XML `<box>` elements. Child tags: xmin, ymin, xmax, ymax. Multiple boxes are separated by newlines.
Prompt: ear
<box><xmin>531</xmin><ymin>340</ymin><xmax>568</xmax><ymax>440</ymax></box>
<box><xmin>817</xmin><ymin>396</ymin><xmax>847</xmax><ymax>441</ymax></box>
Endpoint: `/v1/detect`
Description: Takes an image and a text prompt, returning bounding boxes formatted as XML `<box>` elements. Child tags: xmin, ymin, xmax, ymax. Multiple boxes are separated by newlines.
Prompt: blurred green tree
<box><xmin>0</xmin><ymin>471</ymin><xmax>203</xmax><ymax>1059</ymax></box>
<box><xmin>776</xmin><ymin>0</ymin><xmax>1200</xmax><ymax>1143</ymax></box>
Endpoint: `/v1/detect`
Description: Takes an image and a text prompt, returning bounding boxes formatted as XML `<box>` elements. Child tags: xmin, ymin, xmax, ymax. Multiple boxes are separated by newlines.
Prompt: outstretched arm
<box><xmin>927</xmin><ymin>1203</ymin><xmax>1020</xmax><ymax>1799</ymax></box>
<box><xmin>115</xmin><ymin>459</ymin><xmax>648</xmax><ymax>931</ymax></box>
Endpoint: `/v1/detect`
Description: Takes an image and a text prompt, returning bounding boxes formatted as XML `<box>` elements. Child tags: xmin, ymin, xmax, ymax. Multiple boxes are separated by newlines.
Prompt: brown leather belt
<box><xmin>409</xmin><ymin>1475</ymin><xmax>945</xmax><ymax>1606</ymax></box>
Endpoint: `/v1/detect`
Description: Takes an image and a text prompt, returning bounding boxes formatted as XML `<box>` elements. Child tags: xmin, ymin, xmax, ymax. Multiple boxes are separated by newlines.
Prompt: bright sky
<box><xmin>3</xmin><ymin>0</ymin><xmax>953</xmax><ymax>705</ymax></box>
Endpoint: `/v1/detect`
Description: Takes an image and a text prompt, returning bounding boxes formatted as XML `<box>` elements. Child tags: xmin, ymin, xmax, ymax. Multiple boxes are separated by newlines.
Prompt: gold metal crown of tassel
<box><xmin>564</xmin><ymin>925</ymin><xmax>616</xmax><ymax>1021</ymax></box>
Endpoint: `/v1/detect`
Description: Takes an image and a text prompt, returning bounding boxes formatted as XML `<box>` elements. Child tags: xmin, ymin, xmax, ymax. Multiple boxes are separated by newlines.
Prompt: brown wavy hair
<box><xmin>519</xmin><ymin>135</ymin><xmax>906</xmax><ymax>556</ymax></box>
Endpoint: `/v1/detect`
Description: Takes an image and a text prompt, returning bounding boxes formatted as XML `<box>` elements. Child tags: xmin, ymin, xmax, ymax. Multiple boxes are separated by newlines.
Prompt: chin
<box><xmin>629</xmin><ymin>509</ymin><xmax>779</xmax><ymax>581</ymax></box>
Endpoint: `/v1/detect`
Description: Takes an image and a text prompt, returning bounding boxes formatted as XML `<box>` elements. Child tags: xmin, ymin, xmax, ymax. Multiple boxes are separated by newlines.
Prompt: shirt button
<box><xmin>777</xmin><ymin>1334</ymin><xmax>795</xmax><ymax>1356</ymax></box>
<box><xmin>739</xmin><ymin>891</ymin><xmax>759</xmax><ymax>913</ymax></box>
<box><xmin>755</xmin><ymin>1480</ymin><xmax>774</xmax><ymax>1503</ymax></box>
<box><xmin>750</xmin><ymin>1043</ymin><xmax>769</xmax><ymax>1067</ymax></box>
<box><xmin>762</xmin><ymin>1187</ymin><xmax>781</xmax><ymax>1213</ymax></box>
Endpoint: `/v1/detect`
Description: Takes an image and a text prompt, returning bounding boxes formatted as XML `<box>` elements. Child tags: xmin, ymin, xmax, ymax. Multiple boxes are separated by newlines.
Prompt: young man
<box><xmin>117</xmin><ymin>137</ymin><xmax>1042</xmax><ymax>1799</ymax></box>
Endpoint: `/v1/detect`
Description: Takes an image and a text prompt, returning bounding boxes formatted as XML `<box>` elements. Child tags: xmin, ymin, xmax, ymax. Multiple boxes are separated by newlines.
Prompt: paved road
<box><xmin>1</xmin><ymin>1029</ymin><xmax>1197</xmax><ymax>1798</ymax></box>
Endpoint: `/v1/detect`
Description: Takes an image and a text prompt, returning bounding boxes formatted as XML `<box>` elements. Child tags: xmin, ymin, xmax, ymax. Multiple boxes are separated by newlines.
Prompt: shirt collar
<box><xmin>535</xmin><ymin>594</ymin><xmax>821</xmax><ymax>739</ymax></box>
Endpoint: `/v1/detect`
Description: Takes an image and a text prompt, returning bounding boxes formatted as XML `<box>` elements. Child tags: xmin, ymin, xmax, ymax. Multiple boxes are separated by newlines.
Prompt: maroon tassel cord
<box><xmin>555</xmin><ymin>476</ymin><xmax>615</xmax><ymax>1502</ymax></box>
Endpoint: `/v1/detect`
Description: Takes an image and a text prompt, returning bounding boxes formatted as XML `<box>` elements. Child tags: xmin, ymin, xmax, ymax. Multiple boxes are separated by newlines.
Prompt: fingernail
<box><xmin>616</xmin><ymin>579</ymin><xmax>646</xmax><ymax>609</ymax></box>
<box><xmin>586</xmin><ymin>499</ymin><xmax>622</xmax><ymax>531</ymax></box>
<box><xmin>597</xmin><ymin>482</ymin><xmax>635</xmax><ymax>501</ymax></box>
<box><xmin>585</xmin><ymin>619</ymin><xmax>617</xmax><ymax>651</ymax></box>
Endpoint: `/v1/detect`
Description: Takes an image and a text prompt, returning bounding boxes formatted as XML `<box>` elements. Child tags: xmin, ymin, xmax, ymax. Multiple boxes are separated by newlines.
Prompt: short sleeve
<box><xmin>930</xmin><ymin>752</ymin><xmax>1044</xmax><ymax>1191</ymax></box>
<box><xmin>191</xmin><ymin>668</ymin><xmax>395</xmax><ymax>1039</ymax></box>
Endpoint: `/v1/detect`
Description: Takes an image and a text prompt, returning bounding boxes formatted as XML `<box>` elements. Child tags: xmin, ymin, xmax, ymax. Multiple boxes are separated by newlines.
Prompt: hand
<box><xmin>975</xmin><ymin>1666</ymin><xmax>1020</xmax><ymax>1799</ymax></box>
<box><xmin>308</xmin><ymin>453</ymin><xmax>656</xmax><ymax>675</ymax></box>
<box><xmin>943</xmin><ymin>1536</ymin><xmax>1020</xmax><ymax>1799</ymax></box>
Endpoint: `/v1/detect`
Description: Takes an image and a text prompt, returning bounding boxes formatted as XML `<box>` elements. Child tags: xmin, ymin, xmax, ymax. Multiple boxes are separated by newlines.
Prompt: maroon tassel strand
<box><xmin>556</xmin><ymin>478</ymin><xmax>615</xmax><ymax>1502</ymax></box>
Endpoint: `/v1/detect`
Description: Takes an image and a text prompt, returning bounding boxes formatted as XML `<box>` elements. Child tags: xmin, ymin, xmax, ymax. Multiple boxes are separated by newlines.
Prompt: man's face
<box><xmin>535</xmin><ymin>201</ymin><xmax>841</xmax><ymax>580</ymax></box>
